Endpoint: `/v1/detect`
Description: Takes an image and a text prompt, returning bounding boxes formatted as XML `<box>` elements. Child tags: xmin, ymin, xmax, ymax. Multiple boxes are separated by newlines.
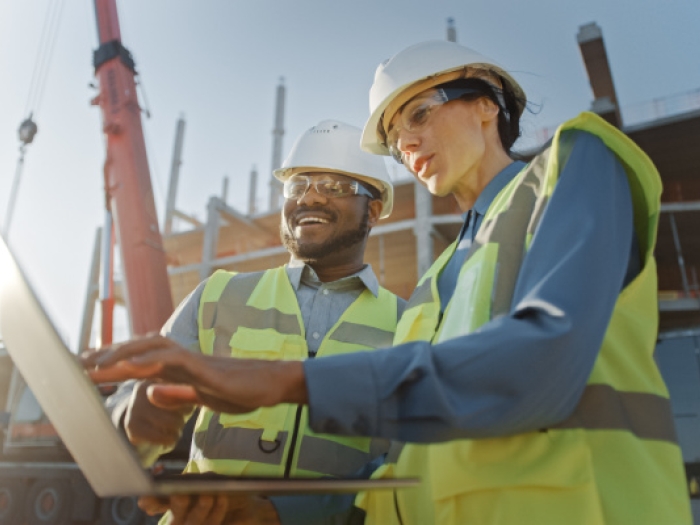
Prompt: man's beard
<box><xmin>281</xmin><ymin>206</ymin><xmax>369</xmax><ymax>262</ymax></box>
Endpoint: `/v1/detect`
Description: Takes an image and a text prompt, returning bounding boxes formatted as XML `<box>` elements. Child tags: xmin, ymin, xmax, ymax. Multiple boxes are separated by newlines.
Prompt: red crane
<box><xmin>0</xmin><ymin>4</ymin><xmax>177</xmax><ymax>523</ymax></box>
<box><xmin>91</xmin><ymin>0</ymin><xmax>173</xmax><ymax>339</ymax></box>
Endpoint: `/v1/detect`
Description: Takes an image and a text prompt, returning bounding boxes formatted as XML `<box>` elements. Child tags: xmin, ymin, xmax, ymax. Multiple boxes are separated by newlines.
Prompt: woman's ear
<box><xmin>478</xmin><ymin>97</ymin><xmax>500</xmax><ymax>122</ymax></box>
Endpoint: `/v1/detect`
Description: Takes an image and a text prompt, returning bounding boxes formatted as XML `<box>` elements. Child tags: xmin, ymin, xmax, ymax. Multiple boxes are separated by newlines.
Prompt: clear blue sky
<box><xmin>1</xmin><ymin>0</ymin><xmax>699</xmax><ymax>348</ymax></box>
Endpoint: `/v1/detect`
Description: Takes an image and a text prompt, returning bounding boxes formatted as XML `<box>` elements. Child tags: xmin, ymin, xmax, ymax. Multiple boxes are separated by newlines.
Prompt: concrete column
<box><xmin>577</xmin><ymin>23</ymin><xmax>622</xmax><ymax>127</ymax></box>
<box><xmin>164</xmin><ymin>116</ymin><xmax>186</xmax><ymax>234</ymax></box>
<box><xmin>414</xmin><ymin>181</ymin><xmax>434</xmax><ymax>276</ymax></box>
<box><xmin>248</xmin><ymin>166</ymin><xmax>258</xmax><ymax>216</ymax></box>
<box><xmin>446</xmin><ymin>17</ymin><xmax>457</xmax><ymax>42</ymax></box>
<box><xmin>269</xmin><ymin>78</ymin><xmax>286</xmax><ymax>210</ymax></box>
<box><xmin>200</xmin><ymin>197</ymin><xmax>221</xmax><ymax>281</ymax></box>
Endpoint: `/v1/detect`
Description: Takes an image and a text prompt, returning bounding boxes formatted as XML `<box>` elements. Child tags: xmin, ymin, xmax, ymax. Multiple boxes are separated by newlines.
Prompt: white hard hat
<box><xmin>361</xmin><ymin>40</ymin><xmax>526</xmax><ymax>155</ymax></box>
<box><xmin>274</xmin><ymin>119</ymin><xmax>394</xmax><ymax>218</ymax></box>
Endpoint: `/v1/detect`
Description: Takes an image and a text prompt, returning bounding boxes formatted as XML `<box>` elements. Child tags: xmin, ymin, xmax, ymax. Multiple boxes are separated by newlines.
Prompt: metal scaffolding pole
<box><xmin>200</xmin><ymin>197</ymin><xmax>221</xmax><ymax>281</ymax></box>
<box><xmin>378</xmin><ymin>234</ymin><xmax>386</xmax><ymax>285</ymax></box>
<box><xmin>414</xmin><ymin>181</ymin><xmax>434</xmax><ymax>276</ymax></box>
<box><xmin>78</xmin><ymin>227</ymin><xmax>103</xmax><ymax>351</ymax></box>
<box><xmin>249</xmin><ymin>165</ymin><xmax>258</xmax><ymax>216</ymax></box>
<box><xmin>446</xmin><ymin>17</ymin><xmax>457</xmax><ymax>42</ymax></box>
<box><xmin>269</xmin><ymin>78</ymin><xmax>286</xmax><ymax>210</ymax></box>
<box><xmin>221</xmin><ymin>175</ymin><xmax>229</xmax><ymax>204</ymax></box>
<box><xmin>669</xmin><ymin>212</ymin><xmax>691</xmax><ymax>296</ymax></box>
<box><xmin>164</xmin><ymin>116</ymin><xmax>186</xmax><ymax>234</ymax></box>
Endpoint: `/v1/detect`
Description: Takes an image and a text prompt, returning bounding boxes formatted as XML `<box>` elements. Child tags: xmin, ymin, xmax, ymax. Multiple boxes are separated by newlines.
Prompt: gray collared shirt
<box><xmin>286</xmin><ymin>259</ymin><xmax>381</xmax><ymax>355</ymax></box>
<box><xmin>106</xmin><ymin>262</ymin><xmax>400</xmax><ymax>525</ymax></box>
<box><xmin>438</xmin><ymin>160</ymin><xmax>526</xmax><ymax>312</ymax></box>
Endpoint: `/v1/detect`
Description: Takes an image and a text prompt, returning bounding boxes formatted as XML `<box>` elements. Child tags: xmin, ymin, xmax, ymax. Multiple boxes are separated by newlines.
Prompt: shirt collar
<box><xmin>472</xmin><ymin>160</ymin><xmax>526</xmax><ymax>216</ymax></box>
<box><xmin>286</xmin><ymin>259</ymin><xmax>306</xmax><ymax>290</ymax></box>
<box><xmin>286</xmin><ymin>259</ymin><xmax>379</xmax><ymax>297</ymax></box>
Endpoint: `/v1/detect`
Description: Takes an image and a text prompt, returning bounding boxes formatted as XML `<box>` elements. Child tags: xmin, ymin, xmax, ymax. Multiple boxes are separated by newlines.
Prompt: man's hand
<box><xmin>139</xmin><ymin>494</ymin><xmax>281</xmax><ymax>525</ymax></box>
<box><xmin>124</xmin><ymin>380</ymin><xmax>193</xmax><ymax>447</ymax></box>
<box><xmin>82</xmin><ymin>334</ymin><xmax>308</xmax><ymax>414</ymax></box>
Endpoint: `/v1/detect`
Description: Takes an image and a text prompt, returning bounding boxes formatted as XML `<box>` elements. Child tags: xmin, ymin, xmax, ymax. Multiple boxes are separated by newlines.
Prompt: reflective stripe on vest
<box><xmin>191</xmin><ymin>266</ymin><xmax>396</xmax><ymax>478</ymax></box>
<box><xmin>360</xmin><ymin>112</ymin><xmax>690</xmax><ymax>525</ymax></box>
<box><xmin>199</xmin><ymin>271</ymin><xmax>302</xmax><ymax>357</ymax></box>
<box><xmin>329</xmin><ymin>322</ymin><xmax>394</xmax><ymax>349</ymax></box>
<box><xmin>552</xmin><ymin>383</ymin><xmax>677</xmax><ymax>443</ymax></box>
<box><xmin>192</xmin><ymin>413</ymin><xmax>290</xmax><ymax>466</ymax></box>
<box><xmin>191</xmin><ymin>413</ymin><xmax>390</xmax><ymax>477</ymax></box>
<box><xmin>362</xmin><ymin>383</ymin><xmax>678</xmax><ymax>481</ymax></box>
<box><xmin>405</xmin><ymin>277</ymin><xmax>434</xmax><ymax>309</ymax></box>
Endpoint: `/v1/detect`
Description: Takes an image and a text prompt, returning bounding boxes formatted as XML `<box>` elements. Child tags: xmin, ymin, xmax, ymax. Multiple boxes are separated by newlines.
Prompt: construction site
<box><xmin>77</xmin><ymin>19</ymin><xmax>700</xmax><ymax>522</ymax></box>
<box><xmin>1</xmin><ymin>2</ymin><xmax>699</xmax><ymax>524</ymax></box>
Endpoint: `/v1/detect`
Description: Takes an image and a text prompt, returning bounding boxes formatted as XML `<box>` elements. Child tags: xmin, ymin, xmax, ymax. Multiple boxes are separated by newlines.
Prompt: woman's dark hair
<box><xmin>436</xmin><ymin>76</ymin><xmax>526</xmax><ymax>154</ymax></box>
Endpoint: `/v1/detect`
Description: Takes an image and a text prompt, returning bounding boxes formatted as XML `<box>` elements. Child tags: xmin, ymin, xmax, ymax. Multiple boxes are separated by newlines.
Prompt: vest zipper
<box><xmin>393</xmin><ymin>489</ymin><xmax>405</xmax><ymax>525</ymax></box>
<box><xmin>283</xmin><ymin>405</ymin><xmax>303</xmax><ymax>478</ymax></box>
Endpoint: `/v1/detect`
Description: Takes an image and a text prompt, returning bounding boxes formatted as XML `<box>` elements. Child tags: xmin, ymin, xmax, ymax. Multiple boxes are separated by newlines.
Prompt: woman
<box><xmin>350</xmin><ymin>39</ymin><xmax>690</xmax><ymax>525</ymax></box>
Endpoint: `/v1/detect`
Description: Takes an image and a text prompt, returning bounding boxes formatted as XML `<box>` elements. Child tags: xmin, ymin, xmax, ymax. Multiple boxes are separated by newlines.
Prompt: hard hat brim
<box><xmin>361</xmin><ymin>64</ymin><xmax>525</xmax><ymax>156</ymax></box>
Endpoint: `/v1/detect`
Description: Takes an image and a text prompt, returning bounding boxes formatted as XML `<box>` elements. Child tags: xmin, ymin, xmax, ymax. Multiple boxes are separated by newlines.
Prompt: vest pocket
<box><xmin>218</xmin><ymin>405</ymin><xmax>291</xmax><ymax>438</ymax></box>
<box><xmin>422</xmin><ymin>431</ymin><xmax>607</xmax><ymax>525</ymax></box>
<box><xmin>393</xmin><ymin>305</ymin><xmax>438</xmax><ymax>344</ymax></box>
<box><xmin>228</xmin><ymin>327</ymin><xmax>305</xmax><ymax>360</ymax></box>
<box><xmin>219</xmin><ymin>405</ymin><xmax>294</xmax><ymax>453</ymax></box>
<box><xmin>428</xmin><ymin>430</ymin><xmax>597</xmax><ymax>499</ymax></box>
<box><xmin>192</xmin><ymin>410</ymin><xmax>292</xmax><ymax>477</ymax></box>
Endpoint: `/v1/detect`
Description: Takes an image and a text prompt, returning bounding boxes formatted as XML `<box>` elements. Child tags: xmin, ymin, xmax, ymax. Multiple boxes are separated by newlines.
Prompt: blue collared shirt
<box><xmin>305</xmin><ymin>131</ymin><xmax>640</xmax><ymax>443</ymax></box>
<box><xmin>437</xmin><ymin>160</ymin><xmax>526</xmax><ymax>311</ymax></box>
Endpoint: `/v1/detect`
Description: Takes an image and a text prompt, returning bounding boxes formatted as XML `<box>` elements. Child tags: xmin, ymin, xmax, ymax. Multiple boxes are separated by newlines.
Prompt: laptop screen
<box><xmin>0</xmin><ymin>236</ymin><xmax>153</xmax><ymax>496</ymax></box>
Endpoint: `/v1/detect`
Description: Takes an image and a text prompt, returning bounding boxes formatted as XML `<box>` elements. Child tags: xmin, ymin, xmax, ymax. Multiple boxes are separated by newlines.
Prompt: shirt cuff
<box><xmin>304</xmin><ymin>351</ymin><xmax>379</xmax><ymax>437</ymax></box>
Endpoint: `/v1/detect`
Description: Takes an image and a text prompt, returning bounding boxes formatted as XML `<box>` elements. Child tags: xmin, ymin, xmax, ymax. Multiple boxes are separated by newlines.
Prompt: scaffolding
<box><xmin>162</xmin><ymin>178</ymin><xmax>462</xmax><ymax>306</ymax></box>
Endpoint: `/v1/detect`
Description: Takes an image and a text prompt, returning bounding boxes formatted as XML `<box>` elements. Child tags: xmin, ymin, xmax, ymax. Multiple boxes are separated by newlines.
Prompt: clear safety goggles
<box><xmin>283</xmin><ymin>175</ymin><xmax>375</xmax><ymax>200</ymax></box>
<box><xmin>384</xmin><ymin>85</ymin><xmax>487</xmax><ymax>164</ymax></box>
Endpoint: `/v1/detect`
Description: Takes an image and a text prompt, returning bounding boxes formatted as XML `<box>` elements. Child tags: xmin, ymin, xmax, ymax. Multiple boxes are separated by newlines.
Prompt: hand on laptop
<box><xmin>82</xmin><ymin>334</ymin><xmax>308</xmax><ymax>414</ymax></box>
<box><xmin>139</xmin><ymin>493</ymin><xmax>280</xmax><ymax>524</ymax></box>
<box><xmin>124</xmin><ymin>380</ymin><xmax>193</xmax><ymax>447</ymax></box>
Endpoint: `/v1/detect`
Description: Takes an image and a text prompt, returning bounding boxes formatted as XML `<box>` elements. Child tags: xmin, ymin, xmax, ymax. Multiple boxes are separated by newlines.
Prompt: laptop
<box><xmin>0</xmin><ymin>236</ymin><xmax>418</xmax><ymax>497</ymax></box>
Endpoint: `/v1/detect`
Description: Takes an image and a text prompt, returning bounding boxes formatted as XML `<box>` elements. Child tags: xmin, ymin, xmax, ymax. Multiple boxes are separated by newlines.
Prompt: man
<box><xmin>100</xmin><ymin>119</ymin><xmax>403</xmax><ymax>524</ymax></box>
<box><xmin>89</xmin><ymin>41</ymin><xmax>691</xmax><ymax>525</ymax></box>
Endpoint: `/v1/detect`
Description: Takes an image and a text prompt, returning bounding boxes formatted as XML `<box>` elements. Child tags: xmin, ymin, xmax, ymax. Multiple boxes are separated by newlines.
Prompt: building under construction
<box><xmin>123</xmin><ymin>23</ymin><xmax>700</xmax><ymax>327</ymax></box>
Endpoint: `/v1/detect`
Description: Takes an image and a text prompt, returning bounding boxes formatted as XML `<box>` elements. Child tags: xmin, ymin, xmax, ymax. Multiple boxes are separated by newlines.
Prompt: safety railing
<box><xmin>659</xmin><ymin>202</ymin><xmax>700</xmax><ymax>312</ymax></box>
<box><xmin>519</xmin><ymin>87</ymin><xmax>700</xmax><ymax>151</ymax></box>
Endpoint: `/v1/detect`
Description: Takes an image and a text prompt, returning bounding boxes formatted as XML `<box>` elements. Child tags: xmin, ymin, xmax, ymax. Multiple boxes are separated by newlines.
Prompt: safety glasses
<box><xmin>384</xmin><ymin>85</ymin><xmax>486</xmax><ymax>164</ymax></box>
<box><xmin>283</xmin><ymin>175</ymin><xmax>375</xmax><ymax>200</ymax></box>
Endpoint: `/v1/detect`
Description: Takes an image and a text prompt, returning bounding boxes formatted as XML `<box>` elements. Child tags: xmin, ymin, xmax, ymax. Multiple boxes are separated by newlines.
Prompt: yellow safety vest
<box><xmin>359</xmin><ymin>112</ymin><xmax>691</xmax><ymax>525</ymax></box>
<box><xmin>186</xmin><ymin>266</ymin><xmax>396</xmax><ymax>478</ymax></box>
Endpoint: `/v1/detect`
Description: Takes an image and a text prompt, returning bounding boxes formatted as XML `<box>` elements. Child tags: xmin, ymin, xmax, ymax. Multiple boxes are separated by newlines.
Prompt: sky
<box><xmin>1</xmin><ymin>0</ymin><xmax>699</xmax><ymax>349</ymax></box>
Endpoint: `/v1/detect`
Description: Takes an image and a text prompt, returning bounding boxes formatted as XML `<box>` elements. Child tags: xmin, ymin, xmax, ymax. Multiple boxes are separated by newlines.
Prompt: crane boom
<box><xmin>91</xmin><ymin>0</ymin><xmax>173</xmax><ymax>336</ymax></box>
